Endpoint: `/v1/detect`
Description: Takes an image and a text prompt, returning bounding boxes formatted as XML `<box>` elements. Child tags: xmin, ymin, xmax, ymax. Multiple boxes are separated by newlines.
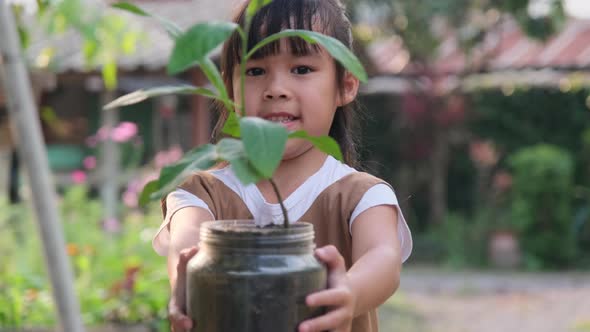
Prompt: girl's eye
<box><xmin>292</xmin><ymin>66</ymin><xmax>313</xmax><ymax>75</ymax></box>
<box><xmin>246</xmin><ymin>67</ymin><xmax>265</xmax><ymax>76</ymax></box>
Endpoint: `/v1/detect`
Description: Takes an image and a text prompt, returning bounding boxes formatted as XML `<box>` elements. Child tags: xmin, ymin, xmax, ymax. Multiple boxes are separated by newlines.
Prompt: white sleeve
<box><xmin>152</xmin><ymin>189</ymin><xmax>214</xmax><ymax>256</ymax></box>
<box><xmin>350</xmin><ymin>184</ymin><xmax>413</xmax><ymax>263</ymax></box>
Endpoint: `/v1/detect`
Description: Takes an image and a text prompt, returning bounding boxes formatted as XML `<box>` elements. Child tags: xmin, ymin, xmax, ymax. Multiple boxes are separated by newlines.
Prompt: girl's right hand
<box><xmin>169</xmin><ymin>246</ymin><xmax>199</xmax><ymax>332</ymax></box>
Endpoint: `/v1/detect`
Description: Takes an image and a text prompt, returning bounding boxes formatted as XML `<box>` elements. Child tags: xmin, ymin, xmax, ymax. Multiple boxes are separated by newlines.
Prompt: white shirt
<box><xmin>153</xmin><ymin>156</ymin><xmax>412</xmax><ymax>262</ymax></box>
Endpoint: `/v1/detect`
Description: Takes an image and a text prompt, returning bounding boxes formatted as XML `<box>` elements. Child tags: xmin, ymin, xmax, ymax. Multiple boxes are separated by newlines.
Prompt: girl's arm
<box><xmin>348</xmin><ymin>205</ymin><xmax>401</xmax><ymax>314</ymax></box>
<box><xmin>299</xmin><ymin>205</ymin><xmax>401</xmax><ymax>332</ymax></box>
<box><xmin>167</xmin><ymin>206</ymin><xmax>214</xmax><ymax>331</ymax></box>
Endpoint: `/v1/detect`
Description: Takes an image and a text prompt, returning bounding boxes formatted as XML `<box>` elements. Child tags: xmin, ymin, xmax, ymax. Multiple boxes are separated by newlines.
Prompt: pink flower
<box><xmin>168</xmin><ymin>145</ymin><xmax>183</xmax><ymax>162</ymax></box>
<box><xmin>87</xmin><ymin>122</ymin><xmax>139</xmax><ymax>145</ymax></box>
<box><xmin>493</xmin><ymin>171</ymin><xmax>512</xmax><ymax>192</ymax></box>
<box><xmin>111</xmin><ymin>122</ymin><xmax>138</xmax><ymax>143</ymax></box>
<box><xmin>154</xmin><ymin>146</ymin><xmax>183</xmax><ymax>169</ymax></box>
<box><xmin>469</xmin><ymin>140</ymin><xmax>499</xmax><ymax>168</ymax></box>
<box><xmin>70</xmin><ymin>170</ymin><xmax>86</xmax><ymax>184</ymax></box>
<box><xmin>83</xmin><ymin>156</ymin><xmax>97</xmax><ymax>170</ymax></box>
<box><xmin>103</xmin><ymin>218</ymin><xmax>121</xmax><ymax>233</ymax></box>
<box><xmin>123</xmin><ymin>190</ymin><xmax>138</xmax><ymax>209</ymax></box>
<box><xmin>123</xmin><ymin>178</ymin><xmax>142</xmax><ymax>208</ymax></box>
<box><xmin>97</xmin><ymin>127</ymin><xmax>110</xmax><ymax>141</ymax></box>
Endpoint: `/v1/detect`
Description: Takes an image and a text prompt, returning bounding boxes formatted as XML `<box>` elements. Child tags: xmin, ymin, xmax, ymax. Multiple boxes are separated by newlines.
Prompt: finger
<box><xmin>315</xmin><ymin>245</ymin><xmax>346</xmax><ymax>273</ymax></box>
<box><xmin>177</xmin><ymin>246</ymin><xmax>199</xmax><ymax>273</ymax></box>
<box><xmin>306</xmin><ymin>288</ymin><xmax>351</xmax><ymax>308</ymax></box>
<box><xmin>169</xmin><ymin>302</ymin><xmax>193</xmax><ymax>331</ymax></box>
<box><xmin>298</xmin><ymin>308</ymin><xmax>351</xmax><ymax>332</ymax></box>
<box><xmin>169</xmin><ymin>247</ymin><xmax>198</xmax><ymax>332</ymax></box>
<box><xmin>315</xmin><ymin>245</ymin><xmax>347</xmax><ymax>285</ymax></box>
<box><xmin>175</xmin><ymin>246</ymin><xmax>199</xmax><ymax>297</ymax></box>
<box><xmin>171</xmin><ymin>317</ymin><xmax>193</xmax><ymax>332</ymax></box>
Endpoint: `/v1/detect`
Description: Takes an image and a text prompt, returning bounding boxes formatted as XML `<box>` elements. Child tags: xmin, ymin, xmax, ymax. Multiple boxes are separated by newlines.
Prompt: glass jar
<box><xmin>186</xmin><ymin>220</ymin><xmax>327</xmax><ymax>332</ymax></box>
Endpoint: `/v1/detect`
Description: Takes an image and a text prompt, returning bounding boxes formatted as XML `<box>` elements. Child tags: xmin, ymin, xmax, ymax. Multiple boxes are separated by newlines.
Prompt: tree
<box><xmin>346</xmin><ymin>0</ymin><xmax>565</xmax><ymax>62</ymax></box>
<box><xmin>344</xmin><ymin>0</ymin><xmax>567</xmax><ymax>224</ymax></box>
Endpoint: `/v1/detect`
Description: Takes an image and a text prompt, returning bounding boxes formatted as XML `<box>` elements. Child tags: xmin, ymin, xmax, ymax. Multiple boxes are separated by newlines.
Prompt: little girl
<box><xmin>152</xmin><ymin>0</ymin><xmax>412</xmax><ymax>331</ymax></box>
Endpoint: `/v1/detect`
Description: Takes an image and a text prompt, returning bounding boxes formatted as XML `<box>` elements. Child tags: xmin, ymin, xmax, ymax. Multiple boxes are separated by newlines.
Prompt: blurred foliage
<box><xmin>438</xmin><ymin>213</ymin><xmax>490</xmax><ymax>268</ymax></box>
<box><xmin>469</xmin><ymin>88</ymin><xmax>590</xmax><ymax>267</ymax></box>
<box><xmin>10</xmin><ymin>0</ymin><xmax>142</xmax><ymax>90</ymax></box>
<box><xmin>345</xmin><ymin>0</ymin><xmax>565</xmax><ymax>62</ymax></box>
<box><xmin>404</xmin><ymin>213</ymin><xmax>482</xmax><ymax>268</ymax></box>
<box><xmin>0</xmin><ymin>187</ymin><xmax>169</xmax><ymax>330</ymax></box>
<box><xmin>577</xmin><ymin>129</ymin><xmax>590</xmax><ymax>265</ymax></box>
<box><xmin>509</xmin><ymin>144</ymin><xmax>577</xmax><ymax>269</ymax></box>
<box><xmin>360</xmin><ymin>86</ymin><xmax>590</xmax><ymax>269</ymax></box>
<box><xmin>469</xmin><ymin>88</ymin><xmax>590</xmax><ymax>158</ymax></box>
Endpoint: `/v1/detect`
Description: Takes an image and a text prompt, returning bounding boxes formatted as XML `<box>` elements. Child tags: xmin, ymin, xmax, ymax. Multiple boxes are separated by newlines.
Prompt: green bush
<box><xmin>575</xmin><ymin>129</ymin><xmax>590</xmax><ymax>265</ymax></box>
<box><xmin>509</xmin><ymin>144</ymin><xmax>576</xmax><ymax>269</ymax></box>
<box><xmin>0</xmin><ymin>187</ymin><xmax>170</xmax><ymax>330</ymax></box>
<box><xmin>412</xmin><ymin>213</ymin><xmax>490</xmax><ymax>268</ymax></box>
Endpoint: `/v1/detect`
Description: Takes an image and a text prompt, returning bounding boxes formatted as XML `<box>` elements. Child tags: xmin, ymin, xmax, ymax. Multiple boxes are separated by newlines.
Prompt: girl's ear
<box><xmin>338</xmin><ymin>71</ymin><xmax>360</xmax><ymax>107</ymax></box>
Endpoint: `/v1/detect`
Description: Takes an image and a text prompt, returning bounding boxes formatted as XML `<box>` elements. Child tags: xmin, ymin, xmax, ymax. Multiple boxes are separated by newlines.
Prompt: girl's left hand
<box><xmin>298</xmin><ymin>245</ymin><xmax>356</xmax><ymax>332</ymax></box>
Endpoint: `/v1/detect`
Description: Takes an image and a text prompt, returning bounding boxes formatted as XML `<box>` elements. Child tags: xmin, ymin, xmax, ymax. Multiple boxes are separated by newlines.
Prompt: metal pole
<box><xmin>0</xmin><ymin>4</ymin><xmax>85</xmax><ymax>332</ymax></box>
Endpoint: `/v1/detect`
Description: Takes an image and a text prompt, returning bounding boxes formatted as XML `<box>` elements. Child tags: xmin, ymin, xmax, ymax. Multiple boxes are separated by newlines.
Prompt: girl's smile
<box><xmin>233</xmin><ymin>39</ymin><xmax>352</xmax><ymax>160</ymax></box>
<box><xmin>262</xmin><ymin>111</ymin><xmax>301</xmax><ymax>131</ymax></box>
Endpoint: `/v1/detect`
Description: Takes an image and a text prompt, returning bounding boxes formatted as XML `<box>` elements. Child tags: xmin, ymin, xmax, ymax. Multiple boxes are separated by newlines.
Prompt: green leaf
<box><xmin>111</xmin><ymin>1</ymin><xmax>151</xmax><ymax>16</ymax></box>
<box><xmin>149</xmin><ymin>144</ymin><xmax>217</xmax><ymax>200</ymax></box>
<box><xmin>102</xmin><ymin>60</ymin><xmax>118</xmax><ymax>91</ymax></box>
<box><xmin>216</xmin><ymin>138</ymin><xmax>246</xmax><ymax>159</ymax></box>
<box><xmin>168</xmin><ymin>22</ymin><xmax>238</xmax><ymax>75</ymax></box>
<box><xmin>222</xmin><ymin>111</ymin><xmax>241</xmax><ymax>137</ymax></box>
<box><xmin>229</xmin><ymin>157</ymin><xmax>263</xmax><ymax>185</ymax></box>
<box><xmin>17</xmin><ymin>25</ymin><xmax>30</xmax><ymax>49</ymax></box>
<box><xmin>217</xmin><ymin>138</ymin><xmax>263</xmax><ymax>184</ymax></box>
<box><xmin>103</xmin><ymin>85</ymin><xmax>220</xmax><ymax>110</ymax></box>
<box><xmin>82</xmin><ymin>39</ymin><xmax>99</xmax><ymax>64</ymax></box>
<box><xmin>246</xmin><ymin>0</ymin><xmax>273</xmax><ymax>19</ymax></box>
<box><xmin>121</xmin><ymin>31</ymin><xmax>138</xmax><ymax>55</ymax></box>
<box><xmin>140</xmin><ymin>139</ymin><xmax>264</xmax><ymax>203</ymax></box>
<box><xmin>111</xmin><ymin>1</ymin><xmax>183</xmax><ymax>38</ymax></box>
<box><xmin>138</xmin><ymin>180</ymin><xmax>160</xmax><ymax>206</ymax></box>
<box><xmin>111</xmin><ymin>2</ymin><xmax>148</xmax><ymax>16</ymax></box>
<box><xmin>240</xmin><ymin>117</ymin><xmax>288</xmax><ymax>178</ymax></box>
<box><xmin>289</xmin><ymin>131</ymin><xmax>343</xmax><ymax>161</ymax></box>
<box><xmin>201</xmin><ymin>57</ymin><xmax>232</xmax><ymax>111</ymax></box>
<box><xmin>247</xmin><ymin>29</ymin><xmax>367</xmax><ymax>82</ymax></box>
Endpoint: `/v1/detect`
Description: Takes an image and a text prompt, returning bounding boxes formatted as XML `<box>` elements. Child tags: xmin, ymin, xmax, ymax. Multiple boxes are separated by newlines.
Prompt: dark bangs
<box><xmin>247</xmin><ymin>0</ymin><xmax>324</xmax><ymax>59</ymax></box>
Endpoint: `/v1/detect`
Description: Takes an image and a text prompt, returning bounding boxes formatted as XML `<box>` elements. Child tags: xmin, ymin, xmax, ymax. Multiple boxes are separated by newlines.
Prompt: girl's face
<box><xmin>232</xmin><ymin>39</ymin><xmax>358</xmax><ymax>161</ymax></box>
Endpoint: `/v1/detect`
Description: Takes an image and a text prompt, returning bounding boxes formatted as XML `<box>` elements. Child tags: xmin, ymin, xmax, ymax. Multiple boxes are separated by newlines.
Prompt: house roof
<box><xmin>370</xmin><ymin>17</ymin><xmax>590</xmax><ymax>75</ymax></box>
<box><xmin>365</xmin><ymin>17</ymin><xmax>590</xmax><ymax>93</ymax></box>
<box><xmin>25</xmin><ymin>0</ymin><xmax>238</xmax><ymax>73</ymax></box>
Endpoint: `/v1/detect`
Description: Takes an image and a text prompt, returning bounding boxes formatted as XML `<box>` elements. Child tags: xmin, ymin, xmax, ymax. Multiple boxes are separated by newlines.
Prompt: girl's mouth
<box><xmin>267</xmin><ymin>115</ymin><xmax>297</xmax><ymax>123</ymax></box>
<box><xmin>263</xmin><ymin>113</ymin><xmax>300</xmax><ymax>130</ymax></box>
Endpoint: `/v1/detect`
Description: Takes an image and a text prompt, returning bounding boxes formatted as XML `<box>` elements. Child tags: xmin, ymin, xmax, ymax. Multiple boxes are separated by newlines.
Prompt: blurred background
<box><xmin>1</xmin><ymin>0</ymin><xmax>589</xmax><ymax>331</ymax></box>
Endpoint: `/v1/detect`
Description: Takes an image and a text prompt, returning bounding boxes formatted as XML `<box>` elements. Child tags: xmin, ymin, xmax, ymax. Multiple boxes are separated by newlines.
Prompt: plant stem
<box><xmin>269</xmin><ymin>178</ymin><xmax>289</xmax><ymax>228</ymax></box>
<box><xmin>239</xmin><ymin>17</ymin><xmax>251</xmax><ymax>118</ymax></box>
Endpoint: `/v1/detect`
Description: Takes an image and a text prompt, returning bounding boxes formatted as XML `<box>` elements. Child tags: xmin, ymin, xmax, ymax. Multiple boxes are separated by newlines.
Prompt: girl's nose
<box><xmin>264</xmin><ymin>91</ymin><xmax>289</xmax><ymax>100</ymax></box>
<box><xmin>263</xmin><ymin>78</ymin><xmax>292</xmax><ymax>100</ymax></box>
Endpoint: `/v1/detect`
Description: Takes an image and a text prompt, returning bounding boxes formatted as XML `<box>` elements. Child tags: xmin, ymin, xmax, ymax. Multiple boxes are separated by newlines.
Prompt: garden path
<box><xmin>379</xmin><ymin>266</ymin><xmax>590</xmax><ymax>332</ymax></box>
